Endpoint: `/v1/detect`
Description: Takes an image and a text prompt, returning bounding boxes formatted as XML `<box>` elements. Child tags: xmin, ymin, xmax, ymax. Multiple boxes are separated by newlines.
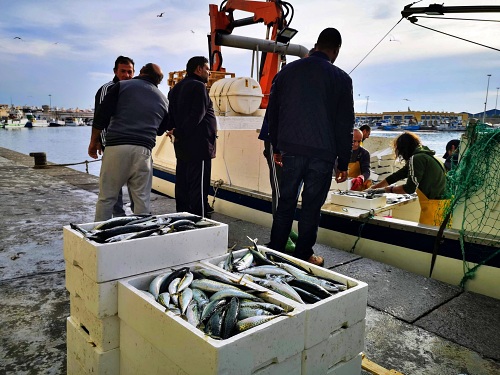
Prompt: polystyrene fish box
<box><xmin>120</xmin><ymin>320</ymin><xmax>301</xmax><ymax>375</ymax></box>
<box><xmin>63</xmin><ymin>213</ymin><xmax>228</xmax><ymax>283</ymax></box>
<box><xmin>69</xmin><ymin>293</ymin><xmax>120</xmax><ymax>352</ymax></box>
<box><xmin>203</xmin><ymin>247</ymin><xmax>368</xmax><ymax>349</ymax></box>
<box><xmin>117</xmin><ymin>263</ymin><xmax>307</xmax><ymax>375</ymax></box>
<box><xmin>324</xmin><ymin>353</ymin><xmax>362</xmax><ymax>375</ymax></box>
<box><xmin>301</xmin><ymin>320</ymin><xmax>365</xmax><ymax>375</ymax></box>
<box><xmin>66</xmin><ymin>262</ymin><xmax>118</xmax><ymax>318</ymax></box>
<box><xmin>330</xmin><ymin>191</ymin><xmax>387</xmax><ymax>210</ymax></box>
<box><xmin>66</xmin><ymin>317</ymin><xmax>119</xmax><ymax>375</ymax></box>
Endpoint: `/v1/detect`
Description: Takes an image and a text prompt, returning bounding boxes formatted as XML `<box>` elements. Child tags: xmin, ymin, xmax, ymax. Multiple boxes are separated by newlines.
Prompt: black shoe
<box><xmin>205</xmin><ymin>206</ymin><xmax>214</xmax><ymax>214</ymax></box>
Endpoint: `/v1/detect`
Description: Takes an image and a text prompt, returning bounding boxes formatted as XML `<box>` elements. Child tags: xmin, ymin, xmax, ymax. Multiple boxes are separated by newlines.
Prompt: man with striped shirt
<box><xmin>93</xmin><ymin>56</ymin><xmax>135</xmax><ymax>217</ymax></box>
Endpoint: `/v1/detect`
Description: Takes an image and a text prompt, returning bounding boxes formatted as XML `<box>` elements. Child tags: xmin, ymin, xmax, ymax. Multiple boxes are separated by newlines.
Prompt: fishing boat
<box><xmin>151</xmin><ymin>1</ymin><xmax>500</xmax><ymax>299</ymax></box>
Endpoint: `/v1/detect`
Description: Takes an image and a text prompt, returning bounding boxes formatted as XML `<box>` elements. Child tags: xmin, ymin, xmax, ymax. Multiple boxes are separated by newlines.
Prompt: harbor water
<box><xmin>0</xmin><ymin>126</ymin><xmax>463</xmax><ymax>177</ymax></box>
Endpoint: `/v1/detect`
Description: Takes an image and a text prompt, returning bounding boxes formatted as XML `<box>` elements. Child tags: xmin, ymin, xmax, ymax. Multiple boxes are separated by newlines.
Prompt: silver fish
<box><xmin>235</xmin><ymin>315</ymin><xmax>281</xmax><ymax>333</ymax></box>
<box><xmin>238</xmin><ymin>307</ymin><xmax>273</xmax><ymax>320</ymax></box>
<box><xmin>185</xmin><ymin>300</ymin><xmax>201</xmax><ymax>328</ymax></box>
<box><xmin>253</xmin><ymin>278</ymin><xmax>304</xmax><ymax>304</ymax></box>
<box><xmin>179</xmin><ymin>288</ymin><xmax>193</xmax><ymax>315</ymax></box>
<box><xmin>209</xmin><ymin>289</ymin><xmax>263</xmax><ymax>303</ymax></box>
<box><xmin>168</xmin><ymin>277</ymin><xmax>181</xmax><ymax>295</ymax></box>
<box><xmin>192</xmin><ymin>288</ymin><xmax>210</xmax><ymax>312</ymax></box>
<box><xmin>177</xmin><ymin>272</ymin><xmax>194</xmax><ymax>293</ymax></box>
<box><xmin>221</xmin><ymin>297</ymin><xmax>239</xmax><ymax>339</ymax></box>
<box><xmin>149</xmin><ymin>271</ymin><xmax>174</xmax><ymax>300</ymax></box>
<box><xmin>240</xmin><ymin>301</ymin><xmax>286</xmax><ymax>314</ymax></box>
<box><xmin>157</xmin><ymin>292</ymin><xmax>171</xmax><ymax>308</ymax></box>
<box><xmin>239</xmin><ymin>265</ymin><xmax>292</xmax><ymax>278</ymax></box>
<box><xmin>190</xmin><ymin>279</ymin><xmax>241</xmax><ymax>294</ymax></box>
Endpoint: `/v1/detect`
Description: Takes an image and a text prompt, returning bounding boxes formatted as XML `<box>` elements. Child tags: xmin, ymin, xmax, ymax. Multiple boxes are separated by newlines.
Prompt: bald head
<box><xmin>353</xmin><ymin>129</ymin><xmax>362</xmax><ymax>150</ymax></box>
<box><xmin>140</xmin><ymin>63</ymin><xmax>164</xmax><ymax>85</ymax></box>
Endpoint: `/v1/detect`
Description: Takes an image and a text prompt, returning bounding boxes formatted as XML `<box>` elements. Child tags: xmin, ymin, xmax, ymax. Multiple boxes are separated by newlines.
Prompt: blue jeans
<box><xmin>269</xmin><ymin>154</ymin><xmax>334</xmax><ymax>260</ymax></box>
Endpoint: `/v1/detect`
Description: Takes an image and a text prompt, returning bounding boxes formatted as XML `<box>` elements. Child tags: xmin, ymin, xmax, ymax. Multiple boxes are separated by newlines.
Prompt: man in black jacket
<box><xmin>267</xmin><ymin>28</ymin><xmax>354</xmax><ymax>266</ymax></box>
<box><xmin>167</xmin><ymin>56</ymin><xmax>217</xmax><ymax>217</ymax></box>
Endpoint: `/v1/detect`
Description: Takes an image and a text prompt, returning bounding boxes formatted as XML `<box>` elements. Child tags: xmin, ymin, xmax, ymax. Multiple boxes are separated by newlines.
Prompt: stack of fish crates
<box><xmin>116</xmin><ymin>246</ymin><xmax>367</xmax><ymax>374</ymax></box>
<box><xmin>63</xmin><ymin>214</ymin><xmax>228</xmax><ymax>374</ymax></box>
<box><xmin>203</xmin><ymin>247</ymin><xmax>368</xmax><ymax>375</ymax></box>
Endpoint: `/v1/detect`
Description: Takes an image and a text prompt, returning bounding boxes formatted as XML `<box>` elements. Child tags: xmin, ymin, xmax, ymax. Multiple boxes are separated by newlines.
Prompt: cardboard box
<box><xmin>118</xmin><ymin>264</ymin><xmax>306</xmax><ymax>375</ymax></box>
<box><xmin>66</xmin><ymin>317</ymin><xmax>119</xmax><ymax>375</ymax></box>
<box><xmin>63</xmin><ymin>214</ymin><xmax>228</xmax><ymax>283</ymax></box>
<box><xmin>69</xmin><ymin>293</ymin><xmax>120</xmax><ymax>351</ymax></box>
<box><xmin>203</xmin><ymin>247</ymin><xmax>368</xmax><ymax>349</ymax></box>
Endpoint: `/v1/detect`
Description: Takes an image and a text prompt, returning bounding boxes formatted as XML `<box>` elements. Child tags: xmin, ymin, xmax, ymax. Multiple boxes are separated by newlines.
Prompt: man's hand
<box><xmin>350</xmin><ymin>176</ymin><xmax>364</xmax><ymax>191</ymax></box>
<box><xmin>88</xmin><ymin>140</ymin><xmax>102</xmax><ymax>160</ymax></box>
<box><xmin>273</xmin><ymin>153</ymin><xmax>282</xmax><ymax>167</ymax></box>
<box><xmin>336</xmin><ymin>170</ymin><xmax>347</xmax><ymax>183</ymax></box>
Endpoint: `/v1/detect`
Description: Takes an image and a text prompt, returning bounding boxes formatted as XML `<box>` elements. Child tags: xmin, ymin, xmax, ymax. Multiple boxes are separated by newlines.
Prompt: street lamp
<box><xmin>495</xmin><ymin>87</ymin><xmax>499</xmax><ymax>117</ymax></box>
<box><xmin>482</xmin><ymin>74</ymin><xmax>491</xmax><ymax>123</ymax></box>
<box><xmin>365</xmin><ymin>96</ymin><xmax>369</xmax><ymax>114</ymax></box>
<box><xmin>49</xmin><ymin>94</ymin><xmax>52</xmax><ymax>111</ymax></box>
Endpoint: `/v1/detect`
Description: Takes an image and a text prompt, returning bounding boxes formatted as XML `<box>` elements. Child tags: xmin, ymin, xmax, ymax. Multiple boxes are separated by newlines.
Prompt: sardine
<box><xmin>177</xmin><ymin>272</ymin><xmax>194</xmax><ymax>293</ymax></box>
<box><xmin>179</xmin><ymin>288</ymin><xmax>193</xmax><ymax>315</ymax></box>
<box><xmin>221</xmin><ymin>297</ymin><xmax>239</xmax><ymax>339</ymax></box>
<box><xmin>233</xmin><ymin>251</ymin><xmax>254</xmax><ymax>271</ymax></box>
<box><xmin>253</xmin><ymin>278</ymin><xmax>304</xmax><ymax>304</ymax></box>
<box><xmin>192</xmin><ymin>288</ymin><xmax>210</xmax><ymax>312</ymax></box>
<box><xmin>168</xmin><ymin>278</ymin><xmax>181</xmax><ymax>295</ymax></box>
<box><xmin>190</xmin><ymin>279</ymin><xmax>241</xmax><ymax>294</ymax></box>
<box><xmin>209</xmin><ymin>289</ymin><xmax>263</xmax><ymax>303</ymax></box>
<box><xmin>235</xmin><ymin>315</ymin><xmax>281</xmax><ymax>333</ymax></box>
<box><xmin>93</xmin><ymin>215</ymin><xmax>147</xmax><ymax>230</ymax></box>
<box><xmin>201</xmin><ymin>299</ymin><xmax>228</xmax><ymax>324</ymax></box>
<box><xmin>157</xmin><ymin>292</ymin><xmax>171</xmax><ymax>308</ymax></box>
<box><xmin>185</xmin><ymin>300</ymin><xmax>201</xmax><ymax>328</ymax></box>
<box><xmin>239</xmin><ymin>265</ymin><xmax>291</xmax><ymax>278</ymax></box>
<box><xmin>290</xmin><ymin>286</ymin><xmax>323</xmax><ymax>304</ymax></box>
<box><xmin>149</xmin><ymin>271</ymin><xmax>174</xmax><ymax>300</ymax></box>
<box><xmin>240</xmin><ymin>301</ymin><xmax>286</xmax><ymax>314</ymax></box>
<box><xmin>238</xmin><ymin>307</ymin><xmax>273</xmax><ymax>320</ymax></box>
<box><xmin>87</xmin><ymin>223</ymin><xmax>161</xmax><ymax>243</ymax></box>
<box><xmin>288</xmin><ymin>278</ymin><xmax>332</xmax><ymax>300</ymax></box>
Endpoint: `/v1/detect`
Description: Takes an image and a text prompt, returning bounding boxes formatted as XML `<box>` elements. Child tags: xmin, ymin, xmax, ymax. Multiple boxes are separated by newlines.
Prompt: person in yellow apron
<box><xmin>349</xmin><ymin>129</ymin><xmax>372</xmax><ymax>191</ymax></box>
<box><xmin>368</xmin><ymin>131</ymin><xmax>448</xmax><ymax>225</ymax></box>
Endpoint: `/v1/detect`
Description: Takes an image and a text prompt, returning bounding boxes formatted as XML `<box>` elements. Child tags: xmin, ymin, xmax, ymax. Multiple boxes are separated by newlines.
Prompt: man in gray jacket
<box><xmin>88</xmin><ymin>63</ymin><xmax>169</xmax><ymax>221</ymax></box>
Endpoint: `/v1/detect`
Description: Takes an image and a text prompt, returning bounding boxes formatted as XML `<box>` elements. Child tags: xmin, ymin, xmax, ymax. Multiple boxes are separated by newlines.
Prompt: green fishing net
<box><xmin>438</xmin><ymin>122</ymin><xmax>500</xmax><ymax>287</ymax></box>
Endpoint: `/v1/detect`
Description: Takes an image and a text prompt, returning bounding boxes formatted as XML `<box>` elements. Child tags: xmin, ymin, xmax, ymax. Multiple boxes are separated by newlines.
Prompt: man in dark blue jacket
<box><xmin>167</xmin><ymin>56</ymin><xmax>217</xmax><ymax>217</ymax></box>
<box><xmin>267</xmin><ymin>27</ymin><xmax>354</xmax><ymax>266</ymax></box>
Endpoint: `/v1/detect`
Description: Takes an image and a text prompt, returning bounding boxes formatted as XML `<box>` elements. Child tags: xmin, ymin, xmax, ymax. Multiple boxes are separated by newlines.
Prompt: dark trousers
<box><xmin>112</xmin><ymin>187</ymin><xmax>135</xmax><ymax>217</ymax></box>
<box><xmin>269</xmin><ymin>154</ymin><xmax>333</xmax><ymax>260</ymax></box>
<box><xmin>175</xmin><ymin>159</ymin><xmax>212</xmax><ymax>217</ymax></box>
<box><xmin>263</xmin><ymin>141</ymin><xmax>282</xmax><ymax>216</ymax></box>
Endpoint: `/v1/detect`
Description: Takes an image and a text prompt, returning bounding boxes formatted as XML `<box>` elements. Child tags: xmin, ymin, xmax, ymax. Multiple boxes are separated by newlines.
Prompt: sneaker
<box><xmin>307</xmin><ymin>254</ymin><xmax>324</xmax><ymax>267</ymax></box>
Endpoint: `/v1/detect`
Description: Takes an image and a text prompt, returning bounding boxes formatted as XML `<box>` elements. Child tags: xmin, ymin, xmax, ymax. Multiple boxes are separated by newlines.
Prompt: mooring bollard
<box><xmin>29</xmin><ymin>152</ymin><xmax>47</xmax><ymax>168</ymax></box>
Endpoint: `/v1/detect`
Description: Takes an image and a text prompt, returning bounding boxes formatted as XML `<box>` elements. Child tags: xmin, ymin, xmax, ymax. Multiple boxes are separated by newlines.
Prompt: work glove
<box><xmin>365</xmin><ymin>188</ymin><xmax>386</xmax><ymax>195</ymax></box>
<box><xmin>350</xmin><ymin>176</ymin><xmax>364</xmax><ymax>191</ymax></box>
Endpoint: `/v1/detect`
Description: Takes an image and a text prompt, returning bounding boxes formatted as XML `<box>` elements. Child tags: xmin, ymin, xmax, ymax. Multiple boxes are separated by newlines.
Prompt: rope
<box><xmin>350</xmin><ymin>211</ymin><xmax>375</xmax><ymax>253</ymax></box>
<box><xmin>210</xmin><ymin>179</ymin><xmax>224</xmax><ymax>210</ymax></box>
<box><xmin>39</xmin><ymin>159</ymin><xmax>101</xmax><ymax>174</ymax></box>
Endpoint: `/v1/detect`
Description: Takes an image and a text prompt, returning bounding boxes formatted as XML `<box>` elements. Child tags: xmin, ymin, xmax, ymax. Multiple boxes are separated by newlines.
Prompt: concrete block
<box><xmin>63</xmin><ymin>214</ymin><xmax>228</xmax><ymax>283</ymax></box>
<box><xmin>117</xmin><ymin>264</ymin><xmax>306</xmax><ymax>375</ymax></box>
<box><xmin>301</xmin><ymin>320</ymin><xmax>365</xmax><ymax>375</ymax></box>
<box><xmin>204</xmin><ymin>248</ymin><xmax>368</xmax><ymax>349</ymax></box>
<box><xmin>66</xmin><ymin>317</ymin><xmax>119</xmax><ymax>375</ymax></box>
<box><xmin>69</xmin><ymin>293</ymin><xmax>120</xmax><ymax>352</ymax></box>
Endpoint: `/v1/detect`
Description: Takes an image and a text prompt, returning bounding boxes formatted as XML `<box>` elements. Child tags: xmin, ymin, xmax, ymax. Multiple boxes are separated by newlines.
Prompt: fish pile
<box><xmin>216</xmin><ymin>239</ymin><xmax>347</xmax><ymax>305</ymax></box>
<box><xmin>69</xmin><ymin>213</ymin><xmax>216</xmax><ymax>244</ymax></box>
<box><xmin>145</xmin><ymin>265</ymin><xmax>290</xmax><ymax>340</ymax></box>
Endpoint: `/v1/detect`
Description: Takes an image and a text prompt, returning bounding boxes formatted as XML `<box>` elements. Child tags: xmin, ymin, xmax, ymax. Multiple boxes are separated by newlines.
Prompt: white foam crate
<box><xmin>66</xmin><ymin>262</ymin><xmax>118</xmax><ymax>318</ymax></box>
<box><xmin>117</xmin><ymin>263</ymin><xmax>307</xmax><ymax>375</ymax></box>
<box><xmin>69</xmin><ymin>293</ymin><xmax>120</xmax><ymax>352</ymax></box>
<box><xmin>203</xmin><ymin>247</ymin><xmax>368</xmax><ymax>349</ymax></box>
<box><xmin>330</xmin><ymin>192</ymin><xmax>386</xmax><ymax>210</ymax></box>
<box><xmin>120</xmin><ymin>320</ymin><xmax>301</xmax><ymax>375</ymax></box>
<box><xmin>325</xmin><ymin>353</ymin><xmax>362</xmax><ymax>375</ymax></box>
<box><xmin>67</xmin><ymin>352</ymin><xmax>86</xmax><ymax>375</ymax></box>
<box><xmin>63</xmin><ymin>213</ymin><xmax>228</xmax><ymax>283</ymax></box>
<box><xmin>67</xmin><ymin>317</ymin><xmax>119</xmax><ymax>375</ymax></box>
<box><xmin>301</xmin><ymin>320</ymin><xmax>365</xmax><ymax>375</ymax></box>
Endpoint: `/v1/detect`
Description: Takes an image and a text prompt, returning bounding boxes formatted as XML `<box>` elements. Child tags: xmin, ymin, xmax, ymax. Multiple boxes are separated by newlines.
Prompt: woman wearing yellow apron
<box><xmin>369</xmin><ymin>132</ymin><xmax>448</xmax><ymax>226</ymax></box>
<box><xmin>348</xmin><ymin>129</ymin><xmax>372</xmax><ymax>191</ymax></box>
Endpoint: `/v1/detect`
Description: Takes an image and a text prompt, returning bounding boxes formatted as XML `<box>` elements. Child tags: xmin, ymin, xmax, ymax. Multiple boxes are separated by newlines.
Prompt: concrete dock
<box><xmin>0</xmin><ymin>146</ymin><xmax>499</xmax><ymax>375</ymax></box>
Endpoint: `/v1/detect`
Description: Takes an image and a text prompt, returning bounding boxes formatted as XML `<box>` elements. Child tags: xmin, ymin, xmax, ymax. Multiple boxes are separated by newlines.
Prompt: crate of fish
<box><xmin>63</xmin><ymin>213</ymin><xmax>228</xmax><ymax>283</ymax></box>
<box><xmin>117</xmin><ymin>263</ymin><xmax>307</xmax><ymax>375</ymax></box>
<box><xmin>202</xmin><ymin>242</ymin><xmax>368</xmax><ymax>349</ymax></box>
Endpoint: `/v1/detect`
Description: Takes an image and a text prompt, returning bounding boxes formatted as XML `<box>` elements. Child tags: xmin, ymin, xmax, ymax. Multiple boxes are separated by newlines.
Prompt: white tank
<box><xmin>209</xmin><ymin>77</ymin><xmax>263</xmax><ymax>116</ymax></box>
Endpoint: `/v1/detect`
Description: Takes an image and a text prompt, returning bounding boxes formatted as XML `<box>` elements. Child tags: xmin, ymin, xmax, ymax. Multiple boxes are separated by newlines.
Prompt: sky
<box><xmin>1</xmin><ymin>0</ymin><xmax>499</xmax><ymax>115</ymax></box>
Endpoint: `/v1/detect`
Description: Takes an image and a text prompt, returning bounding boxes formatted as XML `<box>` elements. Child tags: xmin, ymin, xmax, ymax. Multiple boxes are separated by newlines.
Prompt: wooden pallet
<box><xmin>167</xmin><ymin>70</ymin><xmax>236</xmax><ymax>90</ymax></box>
<box><xmin>362</xmin><ymin>353</ymin><xmax>405</xmax><ymax>375</ymax></box>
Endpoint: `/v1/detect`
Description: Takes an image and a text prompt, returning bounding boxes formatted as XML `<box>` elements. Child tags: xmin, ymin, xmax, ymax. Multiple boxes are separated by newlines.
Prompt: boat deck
<box><xmin>0</xmin><ymin>146</ymin><xmax>499</xmax><ymax>375</ymax></box>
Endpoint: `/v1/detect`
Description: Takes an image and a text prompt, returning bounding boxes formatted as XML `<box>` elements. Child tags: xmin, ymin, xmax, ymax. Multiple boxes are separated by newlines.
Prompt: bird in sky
<box><xmin>157</xmin><ymin>12</ymin><xmax>165</xmax><ymax>17</ymax></box>
<box><xmin>13</xmin><ymin>36</ymin><xmax>22</xmax><ymax>40</ymax></box>
<box><xmin>403</xmin><ymin>98</ymin><xmax>411</xmax><ymax>101</ymax></box>
<box><xmin>389</xmin><ymin>35</ymin><xmax>400</xmax><ymax>43</ymax></box>
<box><xmin>190</xmin><ymin>30</ymin><xmax>195</xmax><ymax>33</ymax></box>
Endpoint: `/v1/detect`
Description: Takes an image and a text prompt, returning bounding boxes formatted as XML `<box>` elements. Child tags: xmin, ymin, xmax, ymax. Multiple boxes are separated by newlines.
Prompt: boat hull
<box><xmin>151</xmin><ymin>120</ymin><xmax>499</xmax><ymax>299</ymax></box>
